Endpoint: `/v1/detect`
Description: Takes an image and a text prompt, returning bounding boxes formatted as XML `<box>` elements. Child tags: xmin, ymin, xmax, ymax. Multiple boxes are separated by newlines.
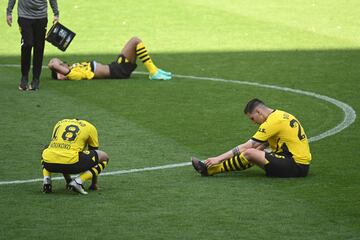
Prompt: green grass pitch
<box><xmin>0</xmin><ymin>0</ymin><xmax>359</xmax><ymax>239</ymax></box>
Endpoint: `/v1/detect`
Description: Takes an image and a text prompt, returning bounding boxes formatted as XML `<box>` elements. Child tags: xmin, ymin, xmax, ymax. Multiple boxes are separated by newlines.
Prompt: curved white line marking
<box><xmin>172</xmin><ymin>73</ymin><xmax>356</xmax><ymax>143</ymax></box>
<box><xmin>0</xmin><ymin>66</ymin><xmax>356</xmax><ymax>185</ymax></box>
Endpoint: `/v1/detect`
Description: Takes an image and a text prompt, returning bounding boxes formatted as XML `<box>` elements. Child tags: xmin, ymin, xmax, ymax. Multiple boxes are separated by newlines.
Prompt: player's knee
<box><xmin>130</xmin><ymin>36</ymin><xmax>141</xmax><ymax>45</ymax></box>
<box><xmin>102</xmin><ymin>153</ymin><xmax>109</xmax><ymax>163</ymax></box>
<box><xmin>243</xmin><ymin>148</ymin><xmax>256</xmax><ymax>161</ymax></box>
<box><xmin>96</xmin><ymin>150</ymin><xmax>109</xmax><ymax>163</ymax></box>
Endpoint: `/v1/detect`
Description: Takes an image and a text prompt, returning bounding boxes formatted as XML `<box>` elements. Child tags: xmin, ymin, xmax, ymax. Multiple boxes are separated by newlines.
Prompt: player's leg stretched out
<box><xmin>192</xmin><ymin>153</ymin><xmax>253</xmax><ymax>176</ymax></box>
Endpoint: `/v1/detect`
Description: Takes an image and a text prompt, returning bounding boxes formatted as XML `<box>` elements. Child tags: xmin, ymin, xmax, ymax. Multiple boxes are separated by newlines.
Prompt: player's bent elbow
<box><xmin>48</xmin><ymin>59</ymin><xmax>57</xmax><ymax>69</ymax></box>
<box><xmin>48</xmin><ymin>61</ymin><xmax>54</xmax><ymax>69</ymax></box>
<box><xmin>48</xmin><ymin>58</ymin><xmax>61</xmax><ymax>69</ymax></box>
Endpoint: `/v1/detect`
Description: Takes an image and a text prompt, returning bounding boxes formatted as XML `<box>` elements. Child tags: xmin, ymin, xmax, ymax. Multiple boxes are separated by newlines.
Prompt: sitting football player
<box><xmin>48</xmin><ymin>36</ymin><xmax>172</xmax><ymax>81</ymax></box>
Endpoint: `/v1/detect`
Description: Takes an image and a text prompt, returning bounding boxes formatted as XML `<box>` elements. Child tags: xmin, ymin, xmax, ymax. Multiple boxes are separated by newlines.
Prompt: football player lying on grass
<box><xmin>48</xmin><ymin>36</ymin><xmax>172</xmax><ymax>81</ymax></box>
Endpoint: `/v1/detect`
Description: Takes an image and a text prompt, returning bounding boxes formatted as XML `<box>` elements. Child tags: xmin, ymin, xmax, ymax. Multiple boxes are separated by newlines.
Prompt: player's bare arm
<box><xmin>204</xmin><ymin>139</ymin><xmax>257</xmax><ymax>167</ymax></box>
<box><xmin>48</xmin><ymin>58</ymin><xmax>70</xmax><ymax>75</ymax></box>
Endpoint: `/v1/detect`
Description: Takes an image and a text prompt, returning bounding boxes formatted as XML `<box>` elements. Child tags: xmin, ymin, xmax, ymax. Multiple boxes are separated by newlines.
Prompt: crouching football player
<box><xmin>41</xmin><ymin>119</ymin><xmax>109</xmax><ymax>195</ymax></box>
<box><xmin>48</xmin><ymin>36</ymin><xmax>172</xmax><ymax>81</ymax></box>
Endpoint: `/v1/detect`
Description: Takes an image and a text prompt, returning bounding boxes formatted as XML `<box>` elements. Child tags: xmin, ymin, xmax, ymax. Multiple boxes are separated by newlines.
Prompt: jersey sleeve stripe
<box><xmin>251</xmin><ymin>137</ymin><xmax>267</xmax><ymax>143</ymax></box>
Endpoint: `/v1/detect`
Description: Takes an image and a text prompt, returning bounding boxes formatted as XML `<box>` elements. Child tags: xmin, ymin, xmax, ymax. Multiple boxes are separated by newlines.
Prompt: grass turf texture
<box><xmin>0</xmin><ymin>0</ymin><xmax>359</xmax><ymax>239</ymax></box>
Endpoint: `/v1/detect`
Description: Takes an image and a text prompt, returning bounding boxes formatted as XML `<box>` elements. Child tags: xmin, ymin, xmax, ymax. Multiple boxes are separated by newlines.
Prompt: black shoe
<box><xmin>28</xmin><ymin>79</ymin><xmax>39</xmax><ymax>91</ymax></box>
<box><xmin>42</xmin><ymin>184</ymin><xmax>52</xmax><ymax>193</ymax></box>
<box><xmin>18</xmin><ymin>76</ymin><xmax>28</xmax><ymax>91</ymax></box>
<box><xmin>191</xmin><ymin>157</ymin><xmax>209</xmax><ymax>176</ymax></box>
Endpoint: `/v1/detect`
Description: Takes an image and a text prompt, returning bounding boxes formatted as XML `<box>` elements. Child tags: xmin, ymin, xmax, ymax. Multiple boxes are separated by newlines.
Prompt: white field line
<box><xmin>0</xmin><ymin>162</ymin><xmax>192</xmax><ymax>185</ymax></box>
<box><xmin>0</xmin><ymin>65</ymin><xmax>356</xmax><ymax>185</ymax></box>
<box><xmin>172</xmin><ymin>73</ymin><xmax>357</xmax><ymax>143</ymax></box>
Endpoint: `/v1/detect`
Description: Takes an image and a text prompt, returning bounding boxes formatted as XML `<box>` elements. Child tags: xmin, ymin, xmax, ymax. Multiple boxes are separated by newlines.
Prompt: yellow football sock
<box><xmin>208</xmin><ymin>153</ymin><xmax>253</xmax><ymax>175</ymax></box>
<box><xmin>42</xmin><ymin>168</ymin><xmax>52</xmax><ymax>184</ymax></box>
<box><xmin>136</xmin><ymin>42</ymin><xmax>158</xmax><ymax>75</ymax></box>
<box><xmin>42</xmin><ymin>168</ymin><xmax>51</xmax><ymax>177</ymax></box>
<box><xmin>79</xmin><ymin>160</ymin><xmax>108</xmax><ymax>183</ymax></box>
<box><xmin>79</xmin><ymin>171</ymin><xmax>93</xmax><ymax>182</ymax></box>
<box><xmin>207</xmin><ymin>162</ymin><xmax>224</xmax><ymax>176</ymax></box>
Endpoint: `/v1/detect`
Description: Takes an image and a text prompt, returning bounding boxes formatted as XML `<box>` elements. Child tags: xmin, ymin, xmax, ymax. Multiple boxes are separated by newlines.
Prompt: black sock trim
<box><xmin>235</xmin><ymin>155</ymin><xmax>246</xmax><ymax>169</ymax></box>
<box><xmin>136</xmin><ymin>47</ymin><xmax>145</xmax><ymax>52</ymax></box>
<box><xmin>139</xmin><ymin>54</ymin><xmax>149</xmax><ymax>60</ymax></box>
<box><xmin>231</xmin><ymin>158</ymin><xmax>241</xmax><ymax>170</ymax></box>
<box><xmin>95</xmin><ymin>165</ymin><xmax>102</xmax><ymax>174</ymax></box>
<box><xmin>141</xmin><ymin>57</ymin><xmax>150</xmax><ymax>63</ymax></box>
<box><xmin>223</xmin><ymin>161</ymin><xmax>229</xmax><ymax>171</ymax></box>
<box><xmin>89</xmin><ymin>168</ymin><xmax>97</xmax><ymax>177</ymax></box>
<box><xmin>136</xmin><ymin>50</ymin><xmax>147</xmax><ymax>55</ymax></box>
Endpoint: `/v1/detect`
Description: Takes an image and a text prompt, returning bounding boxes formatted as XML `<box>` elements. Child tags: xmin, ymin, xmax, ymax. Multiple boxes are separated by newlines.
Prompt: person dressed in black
<box><xmin>6</xmin><ymin>0</ymin><xmax>59</xmax><ymax>91</ymax></box>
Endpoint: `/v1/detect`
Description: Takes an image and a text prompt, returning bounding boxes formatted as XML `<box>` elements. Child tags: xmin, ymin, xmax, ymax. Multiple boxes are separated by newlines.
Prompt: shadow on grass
<box><xmin>0</xmin><ymin>48</ymin><xmax>359</xmax><ymax>93</ymax></box>
<box><xmin>200</xmin><ymin>169</ymin><xmax>316</xmax><ymax>180</ymax></box>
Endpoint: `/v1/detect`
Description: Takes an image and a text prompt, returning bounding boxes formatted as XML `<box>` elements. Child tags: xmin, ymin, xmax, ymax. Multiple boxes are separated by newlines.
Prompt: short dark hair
<box><xmin>243</xmin><ymin>98</ymin><xmax>265</xmax><ymax>114</ymax></box>
<box><xmin>51</xmin><ymin>69</ymin><xmax>58</xmax><ymax>80</ymax></box>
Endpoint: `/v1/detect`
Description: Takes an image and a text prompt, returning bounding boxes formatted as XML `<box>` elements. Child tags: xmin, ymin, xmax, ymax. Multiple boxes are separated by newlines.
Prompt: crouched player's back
<box><xmin>42</xmin><ymin>119</ymin><xmax>99</xmax><ymax>164</ymax></box>
<box><xmin>41</xmin><ymin>119</ymin><xmax>110</xmax><ymax>195</ymax></box>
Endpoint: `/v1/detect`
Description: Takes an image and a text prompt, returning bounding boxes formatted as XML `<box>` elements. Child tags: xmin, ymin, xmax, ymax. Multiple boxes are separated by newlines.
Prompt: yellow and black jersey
<box><xmin>252</xmin><ymin>110</ymin><xmax>311</xmax><ymax>165</ymax></box>
<box><xmin>42</xmin><ymin>119</ymin><xmax>99</xmax><ymax>164</ymax></box>
<box><xmin>66</xmin><ymin>61</ymin><xmax>95</xmax><ymax>80</ymax></box>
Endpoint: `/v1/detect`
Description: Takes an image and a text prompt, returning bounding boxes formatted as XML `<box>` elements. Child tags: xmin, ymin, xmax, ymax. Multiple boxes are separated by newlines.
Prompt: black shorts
<box><xmin>108</xmin><ymin>54</ymin><xmax>137</xmax><ymax>79</ymax></box>
<box><xmin>264</xmin><ymin>152</ymin><xmax>309</xmax><ymax>178</ymax></box>
<box><xmin>42</xmin><ymin>150</ymin><xmax>99</xmax><ymax>174</ymax></box>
